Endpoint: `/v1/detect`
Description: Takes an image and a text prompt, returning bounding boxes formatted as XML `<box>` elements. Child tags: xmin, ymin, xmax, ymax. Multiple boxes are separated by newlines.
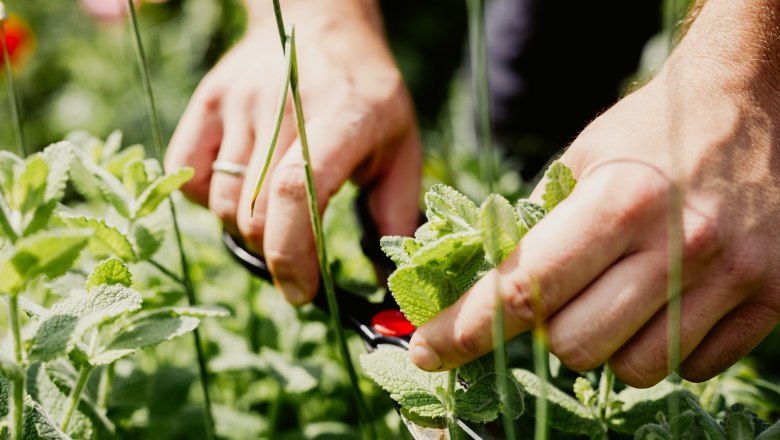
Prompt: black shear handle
<box><xmin>222</xmin><ymin>192</ymin><xmax>410</xmax><ymax>350</ymax></box>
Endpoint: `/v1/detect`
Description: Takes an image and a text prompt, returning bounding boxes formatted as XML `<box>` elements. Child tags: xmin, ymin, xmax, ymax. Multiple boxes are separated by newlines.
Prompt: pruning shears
<box><xmin>222</xmin><ymin>193</ymin><xmax>497</xmax><ymax>440</ymax></box>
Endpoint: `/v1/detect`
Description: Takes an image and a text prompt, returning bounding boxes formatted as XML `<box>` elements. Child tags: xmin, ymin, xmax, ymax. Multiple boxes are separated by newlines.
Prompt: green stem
<box><xmin>466</xmin><ymin>0</ymin><xmax>494</xmax><ymax>195</ymax></box>
<box><xmin>267</xmin><ymin>382</ymin><xmax>283</xmax><ymax>439</ymax></box>
<box><xmin>597</xmin><ymin>365</ymin><xmax>614</xmax><ymax>422</ymax></box>
<box><xmin>266</xmin><ymin>8</ymin><xmax>375</xmax><ymax>434</ymax></box>
<box><xmin>7</xmin><ymin>295</ymin><xmax>24</xmax><ymax>440</ymax></box>
<box><xmin>97</xmin><ymin>364</ymin><xmax>115</xmax><ymax>410</ymax></box>
<box><xmin>492</xmin><ymin>300</ymin><xmax>517</xmax><ymax>440</ymax></box>
<box><xmin>0</xmin><ymin>14</ymin><xmax>26</xmax><ymax>157</ymax></box>
<box><xmin>148</xmin><ymin>258</ymin><xmax>186</xmax><ymax>288</ymax></box>
<box><xmin>532</xmin><ymin>327</ymin><xmax>549</xmax><ymax>440</ymax></box>
<box><xmin>60</xmin><ymin>366</ymin><xmax>92</xmax><ymax>432</ymax></box>
<box><xmin>125</xmin><ymin>2</ymin><xmax>215</xmax><ymax>438</ymax></box>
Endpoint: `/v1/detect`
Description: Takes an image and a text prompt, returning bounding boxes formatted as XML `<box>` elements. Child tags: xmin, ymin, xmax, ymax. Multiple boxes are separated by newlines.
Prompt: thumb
<box><xmin>407</xmin><ymin>167</ymin><xmax>639</xmax><ymax>371</ymax></box>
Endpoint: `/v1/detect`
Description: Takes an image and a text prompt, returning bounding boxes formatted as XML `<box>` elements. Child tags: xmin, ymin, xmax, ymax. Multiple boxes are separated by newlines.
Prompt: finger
<box><xmin>235</xmin><ymin>108</ymin><xmax>298</xmax><ymax>253</ymax></box>
<box><xmin>679</xmin><ymin>299</ymin><xmax>780</xmax><ymax>382</ymax></box>
<box><xmin>409</xmin><ymin>164</ymin><xmax>671</xmax><ymax>371</ymax></box>
<box><xmin>208</xmin><ymin>96</ymin><xmax>255</xmax><ymax>233</ymax></box>
<box><xmin>545</xmin><ymin>251</ymin><xmax>670</xmax><ymax>372</ymax></box>
<box><xmin>366</xmin><ymin>130</ymin><xmax>422</xmax><ymax>238</ymax></box>
<box><xmin>164</xmin><ymin>89</ymin><xmax>223</xmax><ymax>206</ymax></box>
<box><xmin>607</xmin><ymin>275</ymin><xmax>752</xmax><ymax>388</ymax></box>
<box><xmin>259</xmin><ymin>109</ymin><xmax>400</xmax><ymax>305</ymax></box>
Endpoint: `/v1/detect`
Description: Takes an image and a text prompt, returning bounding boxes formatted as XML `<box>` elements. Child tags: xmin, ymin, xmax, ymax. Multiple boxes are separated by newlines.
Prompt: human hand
<box><xmin>408</xmin><ymin>0</ymin><xmax>780</xmax><ymax>387</ymax></box>
<box><xmin>165</xmin><ymin>0</ymin><xmax>421</xmax><ymax>304</ymax></box>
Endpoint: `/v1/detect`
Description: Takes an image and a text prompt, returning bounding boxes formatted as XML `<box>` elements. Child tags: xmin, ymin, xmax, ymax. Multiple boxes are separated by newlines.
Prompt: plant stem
<box><xmin>148</xmin><ymin>258</ymin><xmax>186</xmax><ymax>288</ymax></box>
<box><xmin>7</xmin><ymin>295</ymin><xmax>24</xmax><ymax>440</ymax></box>
<box><xmin>597</xmin><ymin>365</ymin><xmax>614</xmax><ymax>422</ymax></box>
<box><xmin>532</xmin><ymin>327</ymin><xmax>549</xmax><ymax>440</ymax></box>
<box><xmin>60</xmin><ymin>366</ymin><xmax>92</xmax><ymax>432</ymax></box>
<box><xmin>125</xmin><ymin>2</ymin><xmax>215</xmax><ymax>438</ymax></box>
<box><xmin>267</xmin><ymin>382</ymin><xmax>283</xmax><ymax>439</ymax></box>
<box><xmin>466</xmin><ymin>0</ymin><xmax>494</xmax><ymax>195</ymax></box>
<box><xmin>0</xmin><ymin>13</ymin><xmax>27</xmax><ymax>157</ymax></box>
<box><xmin>97</xmin><ymin>364</ymin><xmax>115</xmax><ymax>410</ymax></box>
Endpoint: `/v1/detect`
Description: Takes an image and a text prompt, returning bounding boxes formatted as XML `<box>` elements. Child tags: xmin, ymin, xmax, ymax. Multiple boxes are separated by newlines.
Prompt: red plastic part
<box><xmin>372</xmin><ymin>310</ymin><xmax>415</xmax><ymax>337</ymax></box>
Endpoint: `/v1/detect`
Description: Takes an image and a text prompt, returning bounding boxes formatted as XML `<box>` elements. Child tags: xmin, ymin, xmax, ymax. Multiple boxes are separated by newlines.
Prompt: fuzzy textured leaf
<box><xmin>0</xmin><ymin>230</ymin><xmax>92</xmax><ymax>295</ymax></box>
<box><xmin>122</xmin><ymin>159</ymin><xmax>148</xmax><ymax>199</ymax></box>
<box><xmin>635</xmin><ymin>424</ymin><xmax>672</xmax><ymax>440</ymax></box>
<box><xmin>512</xmin><ymin>369</ymin><xmax>602</xmax><ymax>436</ymax></box>
<box><xmin>132</xmin><ymin>167</ymin><xmax>194</xmax><ymax>219</ymax></box>
<box><xmin>59</xmin><ymin>216</ymin><xmax>135</xmax><ymax>261</ymax></box>
<box><xmin>424</xmin><ymin>184</ymin><xmax>479</xmax><ymax>233</ymax></box>
<box><xmin>388</xmin><ymin>265</ymin><xmax>460</xmax><ymax>327</ymax></box>
<box><xmin>11</xmin><ymin>155</ymin><xmax>47</xmax><ymax>214</ymax></box>
<box><xmin>479</xmin><ymin>194</ymin><xmax>520</xmax><ymax>266</ymax></box>
<box><xmin>103</xmin><ymin>145</ymin><xmax>145</xmax><ymax>179</ymax></box>
<box><xmin>23</xmin><ymin>395</ymin><xmax>73</xmax><ymax>440</ymax></box>
<box><xmin>609</xmin><ymin>380</ymin><xmax>696</xmax><ymax>434</ymax></box>
<box><xmin>724</xmin><ymin>409</ymin><xmax>754</xmax><ymax>440</ymax></box>
<box><xmin>515</xmin><ymin>199</ymin><xmax>546</xmax><ymax>233</ymax></box>
<box><xmin>90</xmin><ymin>315</ymin><xmax>200</xmax><ymax>365</ymax></box>
<box><xmin>686</xmin><ymin>397</ymin><xmax>726</xmax><ymax>440</ymax></box>
<box><xmin>86</xmin><ymin>258</ymin><xmax>133</xmax><ymax>291</ymax></box>
<box><xmin>40</xmin><ymin>142</ymin><xmax>75</xmax><ymax>203</ymax></box>
<box><xmin>380</xmin><ymin>236</ymin><xmax>411</xmax><ymax>267</ymax></box>
<box><xmin>542</xmin><ymin>161</ymin><xmax>576</xmax><ymax>211</ymax></box>
<box><xmin>130</xmin><ymin>207</ymin><xmax>170</xmax><ymax>260</ymax></box>
<box><xmin>361</xmin><ymin>349</ymin><xmax>448</xmax><ymax>419</ymax></box>
<box><xmin>29</xmin><ymin>285</ymin><xmax>143</xmax><ymax>362</ymax></box>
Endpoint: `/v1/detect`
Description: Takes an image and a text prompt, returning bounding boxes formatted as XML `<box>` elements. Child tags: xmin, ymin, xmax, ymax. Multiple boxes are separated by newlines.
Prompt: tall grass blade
<box><xmin>0</xmin><ymin>4</ymin><xmax>27</xmax><ymax>157</ymax></box>
<box><xmin>6</xmin><ymin>295</ymin><xmax>25</xmax><ymax>440</ymax></box>
<box><xmin>124</xmin><ymin>2</ymin><xmax>215</xmax><ymax>438</ymax></box>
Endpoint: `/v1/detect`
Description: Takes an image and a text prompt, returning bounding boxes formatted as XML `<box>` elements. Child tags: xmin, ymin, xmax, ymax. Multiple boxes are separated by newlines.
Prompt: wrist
<box><xmin>243</xmin><ymin>0</ymin><xmax>382</xmax><ymax>31</ymax></box>
<box><xmin>670</xmin><ymin>0</ymin><xmax>780</xmax><ymax>103</ymax></box>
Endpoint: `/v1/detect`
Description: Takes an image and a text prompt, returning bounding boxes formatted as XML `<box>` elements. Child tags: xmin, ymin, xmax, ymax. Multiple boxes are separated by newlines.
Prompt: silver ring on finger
<box><xmin>212</xmin><ymin>160</ymin><xmax>248</xmax><ymax>176</ymax></box>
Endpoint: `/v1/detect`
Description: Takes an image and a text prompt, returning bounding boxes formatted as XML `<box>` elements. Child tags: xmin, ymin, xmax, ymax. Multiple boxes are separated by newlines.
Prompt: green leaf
<box><xmin>0</xmin><ymin>194</ymin><xmax>18</xmax><ymax>241</ymax></box>
<box><xmin>29</xmin><ymin>285</ymin><xmax>143</xmax><ymax>362</ymax></box>
<box><xmin>479</xmin><ymin>194</ymin><xmax>520</xmax><ymax>266</ymax></box>
<box><xmin>100</xmin><ymin>130</ymin><xmax>123</xmax><ymax>161</ymax></box>
<box><xmin>11</xmin><ymin>155</ymin><xmax>48</xmax><ymax>214</ymax></box>
<box><xmin>40</xmin><ymin>142</ymin><xmax>75</xmax><ymax>203</ymax></box>
<box><xmin>408</xmin><ymin>230</ymin><xmax>486</xmax><ymax>294</ymax></box>
<box><xmin>686</xmin><ymin>397</ymin><xmax>726</xmax><ymax>440</ymax></box>
<box><xmin>609</xmin><ymin>381</ymin><xmax>697</xmax><ymax>434</ymax></box>
<box><xmin>122</xmin><ymin>159</ymin><xmax>148</xmax><ymax>199</ymax></box>
<box><xmin>453</xmin><ymin>375</ymin><xmax>500</xmax><ymax>423</ymax></box>
<box><xmin>213</xmin><ymin>405</ymin><xmax>267</xmax><ymax>440</ymax></box>
<box><xmin>515</xmin><ymin>199</ymin><xmax>546</xmax><ymax>233</ymax></box>
<box><xmin>23</xmin><ymin>395</ymin><xmax>73</xmax><ymax>440</ymax></box>
<box><xmin>541</xmin><ymin>161</ymin><xmax>576</xmax><ymax>211</ymax></box>
<box><xmin>129</xmin><ymin>207</ymin><xmax>170</xmax><ymax>260</ymax></box>
<box><xmin>59</xmin><ymin>216</ymin><xmax>136</xmax><ymax>261</ymax></box>
<box><xmin>724</xmin><ymin>408</ymin><xmax>754</xmax><ymax>440</ymax></box>
<box><xmin>21</xmin><ymin>200</ymin><xmax>58</xmax><ymax>237</ymax></box>
<box><xmin>512</xmin><ymin>369</ymin><xmax>602</xmax><ymax>436</ymax></box>
<box><xmin>635</xmin><ymin>424</ymin><xmax>672</xmax><ymax>440</ymax></box>
<box><xmin>573</xmin><ymin>376</ymin><xmax>597</xmax><ymax>408</ymax></box>
<box><xmin>757</xmin><ymin>419</ymin><xmax>780</xmax><ymax>440</ymax></box>
<box><xmin>424</xmin><ymin>184</ymin><xmax>479</xmax><ymax>233</ymax></box>
<box><xmin>86</xmin><ymin>258</ymin><xmax>132</xmax><ymax>291</ymax></box>
<box><xmin>260</xmin><ymin>348</ymin><xmax>318</xmax><ymax>394</ymax></box>
<box><xmin>0</xmin><ymin>151</ymin><xmax>22</xmax><ymax>197</ymax></box>
<box><xmin>0</xmin><ymin>229</ymin><xmax>92</xmax><ymax>295</ymax></box>
<box><xmin>131</xmin><ymin>305</ymin><xmax>229</xmax><ymax>321</ymax></box>
<box><xmin>25</xmin><ymin>363</ymin><xmax>90</xmax><ymax>439</ymax></box>
<box><xmin>68</xmin><ymin>156</ymin><xmax>104</xmax><ymax>202</ymax></box>
<box><xmin>380</xmin><ymin>236</ymin><xmax>411</xmax><ymax>267</ymax></box>
<box><xmin>388</xmin><ymin>264</ymin><xmax>460</xmax><ymax>327</ymax></box>
<box><xmin>103</xmin><ymin>145</ymin><xmax>146</xmax><ymax>178</ymax></box>
<box><xmin>360</xmin><ymin>348</ymin><xmax>448</xmax><ymax>419</ymax></box>
<box><xmin>90</xmin><ymin>315</ymin><xmax>200</xmax><ymax>365</ymax></box>
<box><xmin>132</xmin><ymin>167</ymin><xmax>194</xmax><ymax>219</ymax></box>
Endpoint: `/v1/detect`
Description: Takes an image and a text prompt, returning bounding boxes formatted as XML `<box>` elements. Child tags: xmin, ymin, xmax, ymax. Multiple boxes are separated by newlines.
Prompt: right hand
<box><xmin>165</xmin><ymin>0</ymin><xmax>421</xmax><ymax>305</ymax></box>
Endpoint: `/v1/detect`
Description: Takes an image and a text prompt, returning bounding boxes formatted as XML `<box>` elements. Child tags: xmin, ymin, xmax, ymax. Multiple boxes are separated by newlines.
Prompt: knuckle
<box><xmin>453</xmin><ymin>327</ymin><xmax>484</xmax><ymax>359</ymax></box>
<box><xmin>502</xmin><ymin>275</ymin><xmax>540</xmax><ymax>325</ymax></box>
<box><xmin>682</xmin><ymin>214</ymin><xmax>722</xmax><ymax>262</ymax></box>
<box><xmin>270</xmin><ymin>163</ymin><xmax>308</xmax><ymax>204</ymax></box>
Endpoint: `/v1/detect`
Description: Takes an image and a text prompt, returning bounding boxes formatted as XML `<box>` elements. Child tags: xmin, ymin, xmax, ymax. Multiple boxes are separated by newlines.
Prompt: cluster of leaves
<box><xmin>362</xmin><ymin>160</ymin><xmax>780</xmax><ymax>438</ymax></box>
<box><xmin>0</xmin><ymin>134</ymin><xmax>226</xmax><ymax>439</ymax></box>
<box><xmin>360</xmin><ymin>162</ymin><xmax>575</xmax><ymax>428</ymax></box>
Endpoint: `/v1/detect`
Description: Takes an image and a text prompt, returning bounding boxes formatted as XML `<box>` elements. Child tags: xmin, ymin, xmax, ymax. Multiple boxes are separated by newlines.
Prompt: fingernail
<box><xmin>411</xmin><ymin>344</ymin><xmax>442</xmax><ymax>371</ymax></box>
<box><xmin>278</xmin><ymin>280</ymin><xmax>308</xmax><ymax>305</ymax></box>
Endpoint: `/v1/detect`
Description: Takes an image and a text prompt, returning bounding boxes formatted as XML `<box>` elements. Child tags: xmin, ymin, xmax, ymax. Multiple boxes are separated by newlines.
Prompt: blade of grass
<box><xmin>532</xmin><ymin>327</ymin><xmax>550</xmax><ymax>440</ymax></box>
<box><xmin>124</xmin><ymin>2</ymin><xmax>215</xmax><ymax>438</ymax></box>
<box><xmin>249</xmin><ymin>34</ymin><xmax>292</xmax><ymax>216</ymax></box>
<box><xmin>0</xmin><ymin>3</ymin><xmax>27</xmax><ymax>157</ymax></box>
<box><xmin>284</xmin><ymin>25</ymin><xmax>377</xmax><ymax>440</ymax></box>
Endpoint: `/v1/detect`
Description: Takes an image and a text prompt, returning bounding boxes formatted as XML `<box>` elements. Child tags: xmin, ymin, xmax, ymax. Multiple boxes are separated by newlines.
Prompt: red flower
<box><xmin>1</xmin><ymin>15</ymin><xmax>33</xmax><ymax>69</ymax></box>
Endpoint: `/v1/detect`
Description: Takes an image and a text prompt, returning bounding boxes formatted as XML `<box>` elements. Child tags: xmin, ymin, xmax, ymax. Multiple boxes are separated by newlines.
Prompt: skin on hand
<box><xmin>165</xmin><ymin>0</ymin><xmax>421</xmax><ymax>304</ymax></box>
<box><xmin>410</xmin><ymin>0</ymin><xmax>780</xmax><ymax>387</ymax></box>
